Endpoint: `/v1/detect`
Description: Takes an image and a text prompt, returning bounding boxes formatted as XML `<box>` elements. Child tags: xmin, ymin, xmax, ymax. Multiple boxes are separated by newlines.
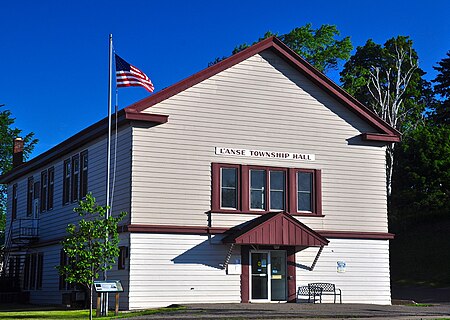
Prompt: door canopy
<box><xmin>222</xmin><ymin>212</ymin><xmax>328</xmax><ymax>247</ymax></box>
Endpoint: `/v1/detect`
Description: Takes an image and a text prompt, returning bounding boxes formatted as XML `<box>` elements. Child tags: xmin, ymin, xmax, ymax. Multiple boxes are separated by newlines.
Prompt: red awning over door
<box><xmin>222</xmin><ymin>212</ymin><xmax>328</xmax><ymax>247</ymax></box>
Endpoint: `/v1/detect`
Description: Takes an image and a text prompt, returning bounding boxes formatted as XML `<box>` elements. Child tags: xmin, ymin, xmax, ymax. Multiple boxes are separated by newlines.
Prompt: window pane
<box><xmin>222</xmin><ymin>189</ymin><xmax>237</xmax><ymax>208</ymax></box>
<box><xmin>298</xmin><ymin>193</ymin><xmax>312</xmax><ymax>212</ymax></box>
<box><xmin>250</xmin><ymin>170</ymin><xmax>266</xmax><ymax>210</ymax></box>
<box><xmin>251</xmin><ymin>170</ymin><xmax>265</xmax><ymax>189</ymax></box>
<box><xmin>270</xmin><ymin>171</ymin><xmax>285</xmax><ymax>210</ymax></box>
<box><xmin>270</xmin><ymin>191</ymin><xmax>284</xmax><ymax>210</ymax></box>
<box><xmin>222</xmin><ymin>168</ymin><xmax>237</xmax><ymax>188</ymax></box>
<box><xmin>298</xmin><ymin>172</ymin><xmax>313</xmax><ymax>212</ymax></box>
<box><xmin>298</xmin><ymin>172</ymin><xmax>312</xmax><ymax>191</ymax></box>
<box><xmin>270</xmin><ymin>171</ymin><xmax>285</xmax><ymax>190</ymax></box>
<box><xmin>251</xmin><ymin>190</ymin><xmax>264</xmax><ymax>210</ymax></box>
<box><xmin>221</xmin><ymin>168</ymin><xmax>237</xmax><ymax>209</ymax></box>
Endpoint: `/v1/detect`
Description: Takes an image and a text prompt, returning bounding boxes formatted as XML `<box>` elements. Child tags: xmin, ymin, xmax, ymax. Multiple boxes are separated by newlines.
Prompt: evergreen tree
<box><xmin>432</xmin><ymin>51</ymin><xmax>450</xmax><ymax>125</ymax></box>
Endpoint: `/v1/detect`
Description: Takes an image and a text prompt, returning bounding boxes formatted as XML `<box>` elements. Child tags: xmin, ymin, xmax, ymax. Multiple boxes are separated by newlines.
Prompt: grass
<box><xmin>406</xmin><ymin>303</ymin><xmax>433</xmax><ymax>307</ymax></box>
<box><xmin>0</xmin><ymin>305</ymin><xmax>186</xmax><ymax>320</ymax></box>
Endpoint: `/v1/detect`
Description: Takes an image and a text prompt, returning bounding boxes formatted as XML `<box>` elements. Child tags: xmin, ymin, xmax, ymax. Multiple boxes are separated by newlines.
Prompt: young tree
<box><xmin>57</xmin><ymin>193</ymin><xmax>126</xmax><ymax>320</ymax></box>
<box><xmin>340</xmin><ymin>36</ymin><xmax>430</xmax><ymax>196</ymax></box>
<box><xmin>0</xmin><ymin>104</ymin><xmax>38</xmax><ymax>244</ymax></box>
<box><xmin>210</xmin><ymin>24</ymin><xmax>353</xmax><ymax>74</ymax></box>
<box><xmin>432</xmin><ymin>51</ymin><xmax>450</xmax><ymax>125</ymax></box>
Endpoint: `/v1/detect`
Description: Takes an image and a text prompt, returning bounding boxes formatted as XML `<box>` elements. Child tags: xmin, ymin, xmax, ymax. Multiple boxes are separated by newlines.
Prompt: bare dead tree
<box><xmin>367</xmin><ymin>44</ymin><xmax>418</xmax><ymax>196</ymax></box>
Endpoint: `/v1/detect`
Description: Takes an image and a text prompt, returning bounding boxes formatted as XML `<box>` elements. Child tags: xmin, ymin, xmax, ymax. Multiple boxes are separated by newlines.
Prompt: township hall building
<box><xmin>0</xmin><ymin>37</ymin><xmax>400</xmax><ymax>309</ymax></box>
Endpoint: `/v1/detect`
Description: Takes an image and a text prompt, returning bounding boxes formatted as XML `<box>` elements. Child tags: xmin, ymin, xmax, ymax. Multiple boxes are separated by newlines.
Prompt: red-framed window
<box><xmin>212</xmin><ymin>163</ymin><xmax>322</xmax><ymax>216</ymax></box>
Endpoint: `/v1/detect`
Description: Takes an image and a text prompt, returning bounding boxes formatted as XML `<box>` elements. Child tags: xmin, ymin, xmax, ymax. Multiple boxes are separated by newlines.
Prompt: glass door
<box><xmin>250</xmin><ymin>251</ymin><xmax>287</xmax><ymax>302</ymax></box>
<box><xmin>270</xmin><ymin>251</ymin><xmax>287</xmax><ymax>301</ymax></box>
<box><xmin>251</xmin><ymin>252</ymin><xmax>268</xmax><ymax>300</ymax></box>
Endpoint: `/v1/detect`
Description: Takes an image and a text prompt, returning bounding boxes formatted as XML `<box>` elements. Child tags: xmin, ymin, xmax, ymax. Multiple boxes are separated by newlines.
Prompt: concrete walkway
<box><xmin>124</xmin><ymin>302</ymin><xmax>450</xmax><ymax>320</ymax></box>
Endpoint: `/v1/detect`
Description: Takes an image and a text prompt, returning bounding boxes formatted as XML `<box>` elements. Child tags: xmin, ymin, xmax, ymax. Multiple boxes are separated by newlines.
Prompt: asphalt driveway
<box><xmin>124</xmin><ymin>302</ymin><xmax>450</xmax><ymax>320</ymax></box>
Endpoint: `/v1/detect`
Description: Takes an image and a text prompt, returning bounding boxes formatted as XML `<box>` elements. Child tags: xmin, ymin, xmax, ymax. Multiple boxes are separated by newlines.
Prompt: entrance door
<box><xmin>250</xmin><ymin>251</ymin><xmax>287</xmax><ymax>302</ymax></box>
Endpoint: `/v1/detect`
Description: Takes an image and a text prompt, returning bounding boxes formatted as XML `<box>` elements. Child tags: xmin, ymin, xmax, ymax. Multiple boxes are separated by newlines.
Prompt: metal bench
<box><xmin>297</xmin><ymin>285</ymin><xmax>322</xmax><ymax>303</ymax></box>
<box><xmin>308</xmin><ymin>283</ymin><xmax>342</xmax><ymax>303</ymax></box>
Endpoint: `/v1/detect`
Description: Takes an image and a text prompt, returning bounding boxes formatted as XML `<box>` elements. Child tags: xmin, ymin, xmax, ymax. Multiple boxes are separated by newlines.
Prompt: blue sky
<box><xmin>2</xmin><ymin>0</ymin><xmax>449</xmax><ymax>158</ymax></box>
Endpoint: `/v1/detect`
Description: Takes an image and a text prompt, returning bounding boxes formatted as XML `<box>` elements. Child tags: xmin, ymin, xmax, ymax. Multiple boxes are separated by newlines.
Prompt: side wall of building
<box><xmin>5</xmin><ymin>126</ymin><xmax>133</xmax><ymax>306</ymax></box>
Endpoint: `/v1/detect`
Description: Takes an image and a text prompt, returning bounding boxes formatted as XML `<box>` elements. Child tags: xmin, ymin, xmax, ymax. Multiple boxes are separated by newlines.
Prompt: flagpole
<box><xmin>103</xmin><ymin>33</ymin><xmax>113</xmax><ymax>316</ymax></box>
<box><xmin>106</xmin><ymin>33</ymin><xmax>113</xmax><ymax>220</ymax></box>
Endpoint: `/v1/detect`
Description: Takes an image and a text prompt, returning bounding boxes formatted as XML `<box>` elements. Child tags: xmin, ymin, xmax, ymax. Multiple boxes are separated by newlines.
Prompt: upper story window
<box><xmin>63</xmin><ymin>150</ymin><xmax>88</xmax><ymax>205</ymax></box>
<box><xmin>63</xmin><ymin>159</ymin><xmax>71</xmax><ymax>205</ymax></box>
<box><xmin>80</xmin><ymin>150</ymin><xmax>88</xmax><ymax>199</ymax></box>
<box><xmin>220</xmin><ymin>166</ymin><xmax>239</xmax><ymax>209</ymax></box>
<box><xmin>12</xmin><ymin>184</ymin><xmax>18</xmax><ymax>220</ymax></box>
<box><xmin>47</xmin><ymin>167</ymin><xmax>54</xmax><ymax>211</ymax></box>
<box><xmin>27</xmin><ymin>177</ymin><xmax>34</xmax><ymax>216</ymax></box>
<box><xmin>39</xmin><ymin>167</ymin><xmax>54</xmax><ymax>213</ymax></box>
<box><xmin>40</xmin><ymin>170</ymin><xmax>48</xmax><ymax>212</ymax></box>
<box><xmin>71</xmin><ymin>155</ymin><xmax>80</xmax><ymax>203</ymax></box>
<box><xmin>212</xmin><ymin>163</ymin><xmax>322</xmax><ymax>216</ymax></box>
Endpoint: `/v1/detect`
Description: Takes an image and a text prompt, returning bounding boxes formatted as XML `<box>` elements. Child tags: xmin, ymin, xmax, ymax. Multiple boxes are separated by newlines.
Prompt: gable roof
<box><xmin>1</xmin><ymin>36</ymin><xmax>400</xmax><ymax>184</ymax></box>
<box><xmin>222</xmin><ymin>211</ymin><xmax>329</xmax><ymax>247</ymax></box>
<box><xmin>126</xmin><ymin>36</ymin><xmax>400</xmax><ymax>142</ymax></box>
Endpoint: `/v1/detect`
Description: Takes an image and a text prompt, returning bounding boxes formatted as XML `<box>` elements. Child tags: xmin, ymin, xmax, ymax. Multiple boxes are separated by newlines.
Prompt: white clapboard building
<box><xmin>0</xmin><ymin>37</ymin><xmax>400</xmax><ymax>309</ymax></box>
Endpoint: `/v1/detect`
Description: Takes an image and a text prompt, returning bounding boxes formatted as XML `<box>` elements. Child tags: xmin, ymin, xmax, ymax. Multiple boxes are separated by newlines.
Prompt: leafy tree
<box><xmin>57</xmin><ymin>193</ymin><xmax>126</xmax><ymax>320</ymax></box>
<box><xmin>432</xmin><ymin>51</ymin><xmax>450</xmax><ymax>125</ymax></box>
<box><xmin>210</xmin><ymin>24</ymin><xmax>353</xmax><ymax>74</ymax></box>
<box><xmin>390</xmin><ymin>124</ymin><xmax>450</xmax><ymax>230</ymax></box>
<box><xmin>0</xmin><ymin>104</ymin><xmax>38</xmax><ymax>244</ymax></box>
<box><xmin>340</xmin><ymin>36</ymin><xmax>431</xmax><ymax>196</ymax></box>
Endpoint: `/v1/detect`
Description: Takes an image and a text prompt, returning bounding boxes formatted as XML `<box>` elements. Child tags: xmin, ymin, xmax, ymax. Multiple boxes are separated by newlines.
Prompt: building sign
<box><xmin>215</xmin><ymin>147</ymin><xmax>315</xmax><ymax>161</ymax></box>
<box><xmin>93</xmin><ymin>280</ymin><xmax>124</xmax><ymax>293</ymax></box>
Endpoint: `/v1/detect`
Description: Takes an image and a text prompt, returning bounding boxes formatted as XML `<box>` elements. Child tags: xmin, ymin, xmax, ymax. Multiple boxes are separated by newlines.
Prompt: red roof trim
<box><xmin>361</xmin><ymin>133</ymin><xmax>401</xmax><ymax>143</ymax></box>
<box><xmin>126</xmin><ymin>223</ymin><xmax>394</xmax><ymax>240</ymax></box>
<box><xmin>125</xmin><ymin>36</ymin><xmax>400</xmax><ymax>141</ymax></box>
<box><xmin>125</xmin><ymin>110</ymin><xmax>168</xmax><ymax>123</ymax></box>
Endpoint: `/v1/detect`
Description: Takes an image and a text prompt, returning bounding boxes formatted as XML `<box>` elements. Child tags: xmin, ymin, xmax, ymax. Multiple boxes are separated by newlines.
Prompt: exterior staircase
<box><xmin>0</xmin><ymin>218</ymin><xmax>39</xmax><ymax>303</ymax></box>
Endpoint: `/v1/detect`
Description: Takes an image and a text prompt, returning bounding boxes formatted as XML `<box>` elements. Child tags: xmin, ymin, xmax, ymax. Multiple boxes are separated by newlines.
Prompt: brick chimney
<box><xmin>13</xmin><ymin>137</ymin><xmax>24</xmax><ymax>168</ymax></box>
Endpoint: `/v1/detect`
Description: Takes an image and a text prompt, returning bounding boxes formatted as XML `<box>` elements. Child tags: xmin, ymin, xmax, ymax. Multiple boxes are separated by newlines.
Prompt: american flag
<box><xmin>115</xmin><ymin>54</ymin><xmax>154</xmax><ymax>93</ymax></box>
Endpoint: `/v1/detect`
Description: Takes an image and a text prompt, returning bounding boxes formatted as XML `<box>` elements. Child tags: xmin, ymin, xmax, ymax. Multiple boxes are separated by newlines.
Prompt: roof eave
<box><xmin>0</xmin><ymin>109</ymin><xmax>168</xmax><ymax>184</ymax></box>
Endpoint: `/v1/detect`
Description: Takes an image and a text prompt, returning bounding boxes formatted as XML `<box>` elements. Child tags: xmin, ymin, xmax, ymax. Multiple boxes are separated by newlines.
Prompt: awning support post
<box><xmin>221</xmin><ymin>243</ymin><xmax>235</xmax><ymax>270</ymax></box>
<box><xmin>309</xmin><ymin>245</ymin><xmax>324</xmax><ymax>271</ymax></box>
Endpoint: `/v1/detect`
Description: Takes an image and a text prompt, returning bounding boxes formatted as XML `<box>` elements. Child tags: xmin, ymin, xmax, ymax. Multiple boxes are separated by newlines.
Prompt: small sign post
<box><xmin>93</xmin><ymin>280</ymin><xmax>124</xmax><ymax>316</ymax></box>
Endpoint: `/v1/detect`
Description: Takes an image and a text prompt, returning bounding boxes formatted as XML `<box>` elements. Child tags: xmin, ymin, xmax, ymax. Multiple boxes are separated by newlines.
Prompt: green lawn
<box><xmin>0</xmin><ymin>305</ymin><xmax>186</xmax><ymax>320</ymax></box>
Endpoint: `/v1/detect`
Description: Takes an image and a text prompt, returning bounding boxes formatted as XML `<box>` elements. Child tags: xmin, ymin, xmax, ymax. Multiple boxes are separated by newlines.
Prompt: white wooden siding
<box><xmin>129</xmin><ymin>233</ymin><xmax>240</xmax><ymax>309</ymax></box>
<box><xmin>131</xmin><ymin>50</ymin><xmax>388</xmax><ymax>233</ymax></box>
<box><xmin>4</xmin><ymin>127</ymin><xmax>132</xmax><ymax>308</ymax></box>
<box><xmin>26</xmin><ymin>234</ymin><xmax>130</xmax><ymax>309</ymax></box>
<box><xmin>6</xmin><ymin>126</ymin><xmax>132</xmax><ymax>243</ymax></box>
<box><xmin>296</xmin><ymin>239</ymin><xmax>391</xmax><ymax>304</ymax></box>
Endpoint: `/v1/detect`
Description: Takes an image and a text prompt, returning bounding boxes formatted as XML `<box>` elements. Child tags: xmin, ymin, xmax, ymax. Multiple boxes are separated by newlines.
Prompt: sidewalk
<box><xmin>124</xmin><ymin>302</ymin><xmax>450</xmax><ymax>320</ymax></box>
